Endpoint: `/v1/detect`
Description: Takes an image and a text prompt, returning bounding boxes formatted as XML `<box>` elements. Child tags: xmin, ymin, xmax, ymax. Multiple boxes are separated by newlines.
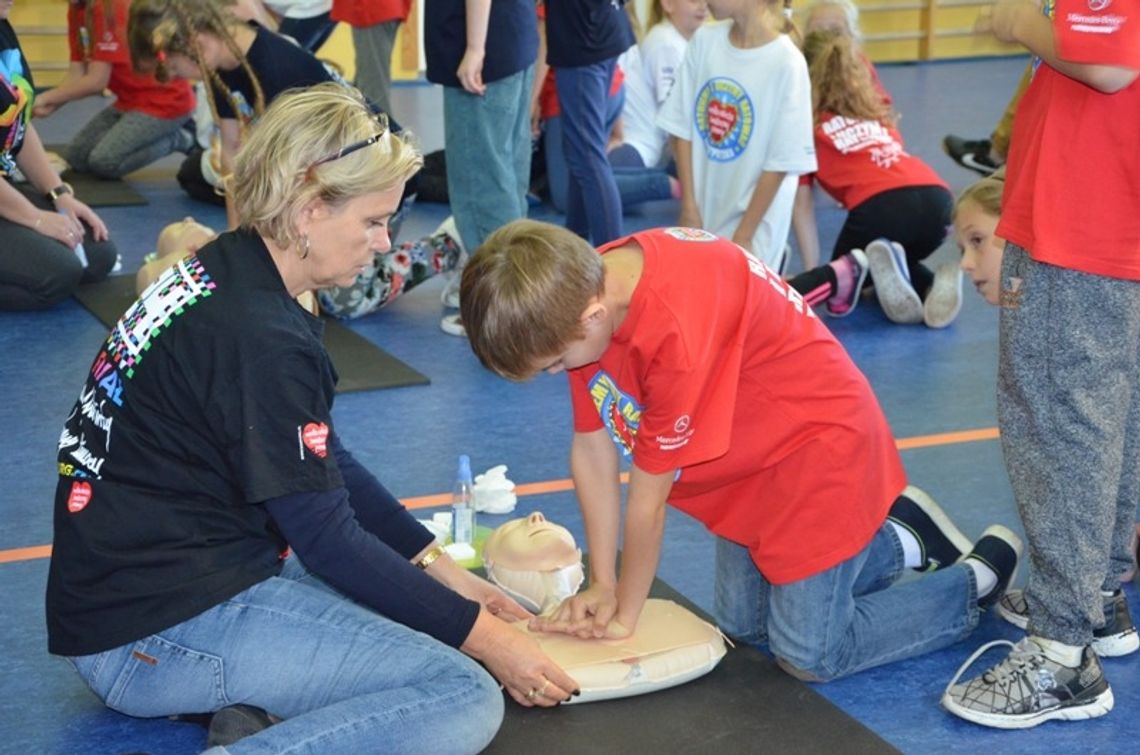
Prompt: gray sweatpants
<box><xmin>63</xmin><ymin>104</ymin><xmax>190</xmax><ymax>179</ymax></box>
<box><xmin>998</xmin><ymin>244</ymin><xmax>1140</xmax><ymax>646</ymax></box>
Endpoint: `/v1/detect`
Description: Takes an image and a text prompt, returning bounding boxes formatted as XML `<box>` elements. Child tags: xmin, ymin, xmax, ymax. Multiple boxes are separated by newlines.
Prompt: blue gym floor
<box><xmin>2</xmin><ymin>55</ymin><xmax>1136</xmax><ymax>754</ymax></box>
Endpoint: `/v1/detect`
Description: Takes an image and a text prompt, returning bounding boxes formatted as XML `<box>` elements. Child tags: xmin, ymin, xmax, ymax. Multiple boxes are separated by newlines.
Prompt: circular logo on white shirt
<box><xmin>694</xmin><ymin>77</ymin><xmax>754</xmax><ymax>162</ymax></box>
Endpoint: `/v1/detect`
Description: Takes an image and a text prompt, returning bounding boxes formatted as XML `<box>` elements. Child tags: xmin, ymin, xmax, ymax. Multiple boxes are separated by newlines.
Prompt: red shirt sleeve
<box><xmin>1053</xmin><ymin>0</ymin><xmax>1140</xmax><ymax>68</ymax></box>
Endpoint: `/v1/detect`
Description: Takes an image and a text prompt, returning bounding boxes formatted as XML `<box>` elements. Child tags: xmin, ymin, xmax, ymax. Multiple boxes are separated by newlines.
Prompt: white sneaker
<box><xmin>866</xmin><ymin>238</ymin><xmax>923</xmax><ymax>324</ymax></box>
<box><xmin>440</xmin><ymin>313</ymin><xmax>466</xmax><ymax>337</ymax></box>
<box><xmin>923</xmin><ymin>263</ymin><xmax>963</xmax><ymax>329</ymax></box>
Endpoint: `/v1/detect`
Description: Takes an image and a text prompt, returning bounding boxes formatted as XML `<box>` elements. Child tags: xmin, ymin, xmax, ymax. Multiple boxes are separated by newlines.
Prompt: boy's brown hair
<box><xmin>460</xmin><ymin>220</ymin><xmax>605</xmax><ymax>381</ymax></box>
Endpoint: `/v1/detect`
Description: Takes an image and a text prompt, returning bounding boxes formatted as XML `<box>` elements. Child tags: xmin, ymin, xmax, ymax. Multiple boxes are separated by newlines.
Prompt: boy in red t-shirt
<box><xmin>942</xmin><ymin>0</ymin><xmax>1140</xmax><ymax>728</ymax></box>
<box><xmin>32</xmin><ymin>0</ymin><xmax>195</xmax><ymax>179</ymax></box>
<box><xmin>460</xmin><ymin>219</ymin><xmax>1022</xmax><ymax>682</ymax></box>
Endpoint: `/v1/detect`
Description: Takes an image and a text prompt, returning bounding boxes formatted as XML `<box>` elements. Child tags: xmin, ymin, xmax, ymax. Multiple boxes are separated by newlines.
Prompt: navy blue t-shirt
<box><xmin>424</xmin><ymin>0</ymin><xmax>538</xmax><ymax>88</ymax></box>
<box><xmin>545</xmin><ymin>0</ymin><xmax>634</xmax><ymax>68</ymax></box>
<box><xmin>211</xmin><ymin>24</ymin><xmax>335</xmax><ymax>121</ymax></box>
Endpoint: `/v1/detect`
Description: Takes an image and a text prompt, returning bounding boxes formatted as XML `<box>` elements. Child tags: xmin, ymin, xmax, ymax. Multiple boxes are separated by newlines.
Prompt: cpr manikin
<box><xmin>484</xmin><ymin>513</ymin><xmax>727</xmax><ymax>703</ymax></box>
<box><xmin>483</xmin><ymin>512</ymin><xmax>585</xmax><ymax>614</ymax></box>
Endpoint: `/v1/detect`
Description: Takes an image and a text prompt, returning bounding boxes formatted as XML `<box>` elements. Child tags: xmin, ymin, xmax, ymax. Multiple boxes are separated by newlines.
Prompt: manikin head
<box><xmin>483</xmin><ymin>512</ymin><xmax>584</xmax><ymax>614</ymax></box>
<box><xmin>156</xmin><ymin>216</ymin><xmax>216</xmax><ymax>259</ymax></box>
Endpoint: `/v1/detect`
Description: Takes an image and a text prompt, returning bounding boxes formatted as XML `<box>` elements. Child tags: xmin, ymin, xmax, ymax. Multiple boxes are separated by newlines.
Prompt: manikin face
<box><xmin>157</xmin><ymin>217</ymin><xmax>216</xmax><ymax>259</ymax></box>
<box><xmin>301</xmin><ymin>184</ymin><xmax>402</xmax><ymax>289</ymax></box>
<box><xmin>955</xmin><ymin>200</ymin><xmax>1005</xmax><ymax>306</ymax></box>
<box><xmin>805</xmin><ymin>5</ymin><xmax>853</xmax><ymax>37</ymax></box>
<box><xmin>484</xmin><ymin>512</ymin><xmax>580</xmax><ymax>571</ymax></box>
<box><xmin>662</xmin><ymin>0</ymin><xmax>709</xmax><ymax>39</ymax></box>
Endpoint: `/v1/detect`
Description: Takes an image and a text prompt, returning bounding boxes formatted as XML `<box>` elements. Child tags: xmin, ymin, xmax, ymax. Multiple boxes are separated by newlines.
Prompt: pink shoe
<box><xmin>825</xmin><ymin>249</ymin><xmax>870</xmax><ymax>318</ymax></box>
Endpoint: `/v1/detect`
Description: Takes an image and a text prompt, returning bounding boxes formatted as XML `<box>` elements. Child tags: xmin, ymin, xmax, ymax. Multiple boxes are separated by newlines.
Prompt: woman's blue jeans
<box><xmin>67</xmin><ymin>557</ymin><xmax>503</xmax><ymax>754</ymax></box>
<box><xmin>714</xmin><ymin>524</ymin><xmax>980</xmax><ymax>681</ymax></box>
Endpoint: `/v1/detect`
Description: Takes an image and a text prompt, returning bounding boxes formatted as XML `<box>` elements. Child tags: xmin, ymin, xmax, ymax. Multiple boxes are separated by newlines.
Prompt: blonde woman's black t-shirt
<box><xmin>46</xmin><ymin>230</ymin><xmax>343</xmax><ymax>656</ymax></box>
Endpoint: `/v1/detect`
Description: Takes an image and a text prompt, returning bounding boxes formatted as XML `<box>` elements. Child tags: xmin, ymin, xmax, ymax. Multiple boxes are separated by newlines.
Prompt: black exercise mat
<box><xmin>73</xmin><ymin>275</ymin><xmax>429</xmax><ymax>393</ymax></box>
<box><xmin>59</xmin><ymin>169</ymin><xmax>149</xmax><ymax>207</ymax></box>
<box><xmin>43</xmin><ymin>144</ymin><xmax>150</xmax><ymax>207</ymax></box>
<box><xmin>488</xmin><ymin>576</ymin><xmax>897</xmax><ymax>755</ymax></box>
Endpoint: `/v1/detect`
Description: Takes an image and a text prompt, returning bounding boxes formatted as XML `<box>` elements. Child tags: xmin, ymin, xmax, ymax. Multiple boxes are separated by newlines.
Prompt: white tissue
<box><xmin>472</xmin><ymin>464</ymin><xmax>518</xmax><ymax>514</ymax></box>
<box><xmin>444</xmin><ymin>542</ymin><xmax>476</xmax><ymax>561</ymax></box>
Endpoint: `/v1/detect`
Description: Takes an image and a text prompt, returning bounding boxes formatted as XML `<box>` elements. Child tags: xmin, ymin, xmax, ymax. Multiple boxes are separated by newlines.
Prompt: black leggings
<box><xmin>0</xmin><ymin>183</ymin><xmax>118</xmax><ymax>310</ymax></box>
<box><xmin>790</xmin><ymin>184</ymin><xmax>953</xmax><ymax>300</ymax></box>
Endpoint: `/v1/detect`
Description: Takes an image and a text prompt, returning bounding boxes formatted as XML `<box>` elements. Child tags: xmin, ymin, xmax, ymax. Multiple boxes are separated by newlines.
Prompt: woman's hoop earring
<box><xmin>299</xmin><ymin>234</ymin><xmax>311</xmax><ymax>260</ymax></box>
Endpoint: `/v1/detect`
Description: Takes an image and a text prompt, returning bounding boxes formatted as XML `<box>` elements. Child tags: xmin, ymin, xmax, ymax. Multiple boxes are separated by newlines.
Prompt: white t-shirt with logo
<box><xmin>657</xmin><ymin>22</ymin><xmax>815</xmax><ymax>268</ymax></box>
<box><xmin>620</xmin><ymin>21</ymin><xmax>689</xmax><ymax>167</ymax></box>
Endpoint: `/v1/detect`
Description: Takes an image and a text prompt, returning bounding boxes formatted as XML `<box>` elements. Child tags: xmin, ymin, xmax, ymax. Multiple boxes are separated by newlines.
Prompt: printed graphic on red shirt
<box><xmin>588</xmin><ymin>372</ymin><xmax>642</xmax><ymax>459</ymax></box>
<box><xmin>820</xmin><ymin>115</ymin><xmax>902</xmax><ymax>168</ymax></box>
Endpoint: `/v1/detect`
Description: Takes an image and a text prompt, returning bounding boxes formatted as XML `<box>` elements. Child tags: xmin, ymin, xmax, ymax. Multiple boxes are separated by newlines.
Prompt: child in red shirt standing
<box><xmin>942</xmin><ymin>0</ymin><xmax>1140</xmax><ymax>728</ymax></box>
<box><xmin>459</xmin><ymin>220</ymin><xmax>1022</xmax><ymax>682</ymax></box>
<box><xmin>32</xmin><ymin>0</ymin><xmax>194</xmax><ymax>179</ymax></box>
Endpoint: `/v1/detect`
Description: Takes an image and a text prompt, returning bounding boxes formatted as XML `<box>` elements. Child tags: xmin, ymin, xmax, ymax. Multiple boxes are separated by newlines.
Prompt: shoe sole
<box><xmin>866</xmin><ymin>240</ymin><xmax>923</xmax><ymax>324</ymax></box>
<box><xmin>997</xmin><ymin>593</ymin><xmax>1140</xmax><ymax>657</ymax></box>
<box><xmin>900</xmin><ymin>485</ymin><xmax>973</xmax><ymax>567</ymax></box>
<box><xmin>942</xmin><ymin>686</ymin><xmax>1114</xmax><ymax>730</ymax></box>
<box><xmin>923</xmin><ymin>264</ymin><xmax>963</xmax><ymax>329</ymax></box>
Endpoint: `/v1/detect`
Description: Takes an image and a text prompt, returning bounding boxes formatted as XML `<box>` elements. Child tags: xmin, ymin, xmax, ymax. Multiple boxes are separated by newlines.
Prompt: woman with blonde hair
<box><xmin>46</xmin><ymin>84</ymin><xmax>576</xmax><ymax>753</ymax></box>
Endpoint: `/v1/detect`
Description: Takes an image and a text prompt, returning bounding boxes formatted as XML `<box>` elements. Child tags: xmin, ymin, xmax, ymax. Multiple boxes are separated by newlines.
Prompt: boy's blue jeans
<box><xmin>66</xmin><ymin>557</ymin><xmax>503</xmax><ymax>754</ymax></box>
<box><xmin>714</xmin><ymin>524</ymin><xmax>980</xmax><ymax>681</ymax></box>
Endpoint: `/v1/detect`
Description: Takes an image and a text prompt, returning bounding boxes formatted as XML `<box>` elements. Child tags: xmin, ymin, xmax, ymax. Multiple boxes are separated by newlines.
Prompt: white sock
<box><xmin>963</xmin><ymin>557</ymin><xmax>998</xmax><ymax>598</ymax></box>
<box><xmin>887</xmin><ymin>520</ymin><xmax>924</xmax><ymax>568</ymax></box>
<box><xmin>1032</xmin><ymin>636</ymin><xmax>1084</xmax><ymax>667</ymax></box>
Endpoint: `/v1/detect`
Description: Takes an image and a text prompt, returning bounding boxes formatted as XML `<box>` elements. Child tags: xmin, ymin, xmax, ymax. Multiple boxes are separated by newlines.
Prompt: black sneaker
<box><xmin>997</xmin><ymin>589</ymin><xmax>1139</xmax><ymax>657</ymax></box>
<box><xmin>888</xmin><ymin>485</ymin><xmax>973</xmax><ymax>572</ymax></box>
<box><xmin>963</xmin><ymin>525</ymin><xmax>1022</xmax><ymax>608</ymax></box>
<box><xmin>942</xmin><ymin>638</ymin><xmax>1114</xmax><ymax>729</ymax></box>
<box><xmin>942</xmin><ymin>135</ymin><xmax>1002</xmax><ymax>176</ymax></box>
<box><xmin>206</xmin><ymin>704</ymin><xmax>277</xmax><ymax>747</ymax></box>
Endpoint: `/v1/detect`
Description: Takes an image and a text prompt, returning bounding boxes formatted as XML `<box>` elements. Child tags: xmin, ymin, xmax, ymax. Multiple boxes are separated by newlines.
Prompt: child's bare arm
<box><xmin>732</xmin><ymin>170</ymin><xmax>786</xmax><ymax>250</ymax></box>
<box><xmin>791</xmin><ymin>183</ymin><xmax>821</xmax><ymax>271</ymax></box>
<box><xmin>614</xmin><ymin>463</ymin><xmax>675</xmax><ymax>633</ymax></box>
<box><xmin>672</xmin><ymin>136</ymin><xmax>702</xmax><ymax>228</ymax></box>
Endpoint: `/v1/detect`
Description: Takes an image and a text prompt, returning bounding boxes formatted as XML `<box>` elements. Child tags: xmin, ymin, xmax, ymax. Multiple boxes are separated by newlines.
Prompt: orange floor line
<box><xmin>0</xmin><ymin>429</ymin><xmax>998</xmax><ymax>563</ymax></box>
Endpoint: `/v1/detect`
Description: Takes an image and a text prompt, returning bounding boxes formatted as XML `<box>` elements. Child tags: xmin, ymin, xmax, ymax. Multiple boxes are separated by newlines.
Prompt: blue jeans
<box><xmin>554</xmin><ymin>59</ymin><xmax>623</xmax><ymax>245</ymax></box>
<box><xmin>443</xmin><ymin>66</ymin><xmax>535</xmax><ymax>250</ymax></box>
<box><xmin>67</xmin><ymin>558</ymin><xmax>502</xmax><ymax>754</ymax></box>
<box><xmin>546</xmin><ymin>121</ymin><xmax>673</xmax><ymax>213</ymax></box>
<box><xmin>714</xmin><ymin>525</ymin><xmax>979</xmax><ymax>681</ymax></box>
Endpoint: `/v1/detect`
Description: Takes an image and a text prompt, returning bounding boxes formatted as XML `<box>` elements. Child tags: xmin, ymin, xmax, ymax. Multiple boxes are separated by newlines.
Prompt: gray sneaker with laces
<box><xmin>942</xmin><ymin>637</ymin><xmax>1114</xmax><ymax>728</ymax></box>
<box><xmin>996</xmin><ymin>589</ymin><xmax>1139</xmax><ymax>657</ymax></box>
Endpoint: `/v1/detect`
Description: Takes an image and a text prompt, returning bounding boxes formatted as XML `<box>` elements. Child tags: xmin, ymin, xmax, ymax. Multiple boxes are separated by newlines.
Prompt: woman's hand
<box><xmin>461</xmin><ymin>610</ymin><xmax>580</xmax><ymax>707</ymax></box>
<box><xmin>32</xmin><ymin>208</ymin><xmax>83</xmax><ymax>249</ymax></box>
<box><xmin>529</xmin><ymin>584</ymin><xmax>632</xmax><ymax>640</ymax></box>
<box><xmin>55</xmin><ymin>194</ymin><xmax>109</xmax><ymax>242</ymax></box>
<box><xmin>447</xmin><ymin>567</ymin><xmax>533</xmax><ymax>623</ymax></box>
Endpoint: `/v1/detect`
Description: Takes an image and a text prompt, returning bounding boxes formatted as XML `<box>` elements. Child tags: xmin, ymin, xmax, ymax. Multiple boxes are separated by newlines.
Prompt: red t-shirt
<box><xmin>331</xmin><ymin>0</ymin><xmax>411</xmax><ymax>26</ymax></box>
<box><xmin>803</xmin><ymin>112</ymin><xmax>948</xmax><ymax>209</ymax></box>
<box><xmin>68</xmin><ymin>1</ymin><xmax>193</xmax><ymax>119</ymax></box>
<box><xmin>997</xmin><ymin>0</ymin><xmax>1140</xmax><ymax>279</ymax></box>
<box><xmin>567</xmin><ymin>228</ymin><xmax>906</xmax><ymax>584</ymax></box>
